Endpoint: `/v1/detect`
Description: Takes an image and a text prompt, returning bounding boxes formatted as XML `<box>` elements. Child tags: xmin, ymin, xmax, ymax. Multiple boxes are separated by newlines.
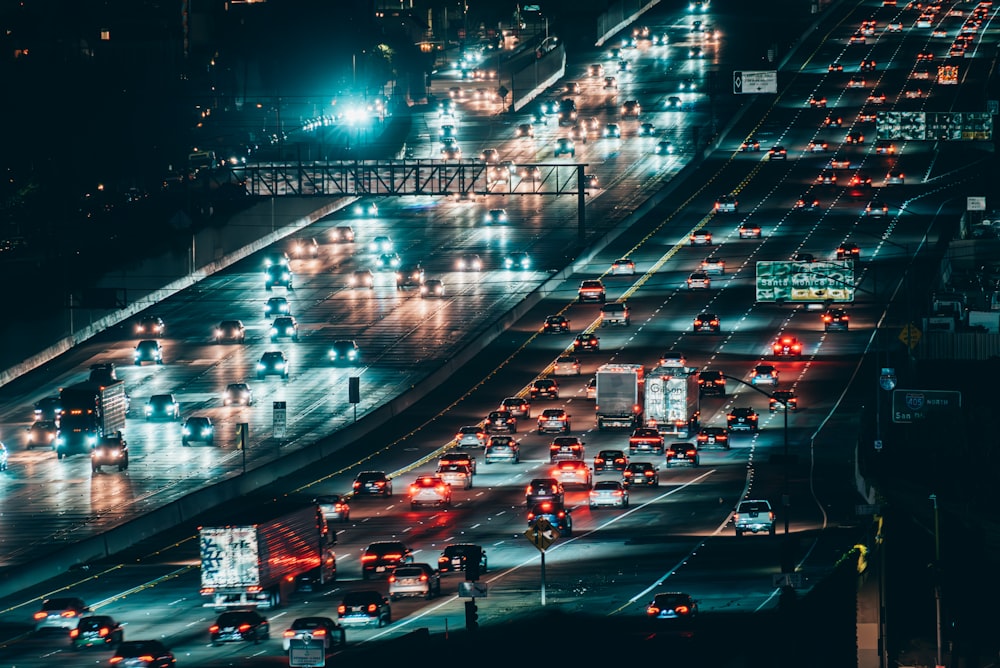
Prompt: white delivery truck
<box><xmin>645</xmin><ymin>366</ymin><xmax>700</xmax><ymax>438</ymax></box>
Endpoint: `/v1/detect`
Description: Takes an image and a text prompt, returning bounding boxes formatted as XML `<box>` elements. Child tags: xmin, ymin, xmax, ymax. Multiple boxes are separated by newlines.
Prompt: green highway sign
<box><xmin>891</xmin><ymin>389</ymin><xmax>962</xmax><ymax>423</ymax></box>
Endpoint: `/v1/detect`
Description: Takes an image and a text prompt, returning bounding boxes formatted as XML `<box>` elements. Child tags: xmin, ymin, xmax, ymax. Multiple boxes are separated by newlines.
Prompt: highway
<box><xmin>0</xmin><ymin>0</ymin><xmax>994</xmax><ymax>664</ymax></box>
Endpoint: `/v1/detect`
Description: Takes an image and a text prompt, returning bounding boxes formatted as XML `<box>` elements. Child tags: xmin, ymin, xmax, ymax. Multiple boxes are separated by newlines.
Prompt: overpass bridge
<box><xmin>228</xmin><ymin>159</ymin><xmax>592</xmax><ymax>236</ymax></box>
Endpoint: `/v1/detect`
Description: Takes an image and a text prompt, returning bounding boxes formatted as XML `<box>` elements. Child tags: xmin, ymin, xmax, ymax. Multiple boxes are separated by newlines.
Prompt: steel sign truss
<box><xmin>237</xmin><ymin>160</ymin><xmax>589</xmax><ymax>197</ymax></box>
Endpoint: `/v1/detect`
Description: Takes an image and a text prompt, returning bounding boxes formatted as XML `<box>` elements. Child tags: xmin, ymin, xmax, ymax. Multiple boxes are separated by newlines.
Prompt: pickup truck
<box><xmin>733</xmin><ymin>499</ymin><xmax>775</xmax><ymax>536</ymax></box>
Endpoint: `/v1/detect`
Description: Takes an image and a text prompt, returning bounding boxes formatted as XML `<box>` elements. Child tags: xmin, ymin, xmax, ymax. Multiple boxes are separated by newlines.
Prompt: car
<box><xmin>572</xmin><ymin>333</ymin><xmax>600</xmax><ymax>353</ymax></box>
<box><xmin>315</xmin><ymin>494</ymin><xmax>351</xmax><ymax>523</ymax></box>
<box><xmin>807</xmin><ymin>140</ymin><xmax>828</xmax><ymax>152</ymax></box>
<box><xmin>917</xmin><ymin>51</ymin><xmax>934</xmax><ymax>61</ymax></box>
<box><xmin>687</xmin><ymin>272</ymin><xmax>711</xmax><ymax>290</ymax></box>
<box><xmin>886</xmin><ymin>20</ymin><xmax>902</xmax><ymax>31</ymax></box>
<box><xmin>264</xmin><ymin>263</ymin><xmax>294</xmax><ymax>290</ymax></box>
<box><xmin>25</xmin><ymin>420</ymin><xmax>57</xmax><ymax>450</ymax></box>
<box><xmin>361</xmin><ymin>541</ymin><xmax>413</xmax><ymax>581</ymax></box>
<box><xmin>370</xmin><ymin>235</ymin><xmax>393</xmax><ymax>253</ymax></box>
<box><xmin>885</xmin><ymin>171</ymin><xmax>905</xmax><ymax>186</ymax></box>
<box><xmin>829</xmin><ymin>158</ymin><xmax>851</xmax><ymax>170</ymax></box>
<box><xmin>727</xmin><ymin>407</ymin><xmax>759</xmax><ymax>433</ymax></box>
<box><xmin>659</xmin><ymin>353</ymin><xmax>686</xmax><ymax>368</ymax></box>
<box><xmin>808</xmin><ymin>96</ymin><xmax>827</xmax><ymax>108</ymax></box>
<box><xmin>770</xmin><ymin>389</ymin><xmax>799</xmax><ymax>412</ymax></box>
<box><xmin>604</xmin><ymin>76</ymin><xmax>618</xmax><ymax>89</ymax></box>
<box><xmin>865</xmin><ymin>200</ymin><xmax>889</xmax><ymax>217</ymax></box>
<box><xmin>553</xmin><ymin>138</ymin><xmax>576</xmax><ymax>157</ymax></box>
<box><xmin>70</xmin><ymin>614</ymin><xmax>125</xmax><ymax>649</ymax></box>
<box><xmin>435</xmin><ymin>463</ymin><xmax>472</xmax><ymax>489</ymax></box>
<box><xmin>223</xmin><ymin>383</ymin><xmax>253</xmax><ymax>407</ymax></box>
<box><xmin>553</xmin><ymin>356</ymin><xmax>581</xmax><ymax>376</ymax></box>
<box><xmin>750</xmin><ymin>364</ymin><xmax>779</xmax><ymax>386</ymax></box>
<box><xmin>269</xmin><ymin>316</ymin><xmax>299</xmax><ymax>342</ymax></box>
<box><xmin>646</xmin><ymin>592</ymin><xmax>699</xmax><ymax>621</ymax></box>
<box><xmin>519</xmin><ymin>165</ymin><xmax>543</xmax><ymax>181</ymax></box>
<box><xmin>353</xmin><ymin>471</ymin><xmax>392</xmax><ymax>497</ymax></box>
<box><xmin>261</xmin><ymin>250</ymin><xmax>290</xmax><ymax>268</ymax></box>
<box><xmin>438</xmin><ymin>124</ymin><xmax>457</xmax><ymax>141</ymax></box>
<box><xmin>338</xmin><ymin>590</ymin><xmax>392</xmax><ymax>626</ymax></box>
<box><xmin>622</xmin><ymin>462</ymin><xmax>659</xmax><ymax>487</ymax></box>
<box><xmin>665</xmin><ymin>442</ymin><xmax>700</xmax><ymax>468</ymax></box>
<box><xmin>134</xmin><ymin>339</ymin><xmax>163</xmax><ymax>365</ymax></box>
<box><xmin>848</xmin><ymin>174</ymin><xmax>872</xmax><ymax>190</ymax></box>
<box><xmin>456</xmin><ymin>425</ymin><xmax>488</xmax><ymax>448</ymax></box>
<box><xmin>740</xmin><ymin>137</ymin><xmax>761</xmax><ymax>152</ymax></box>
<box><xmin>603</xmin><ymin>123</ymin><xmax>622</xmax><ymax>139</ymax></box>
<box><xmin>693</xmin><ymin>312</ymin><xmax>721</xmax><ymax>333</ymax></box>
<box><xmin>144</xmin><ymin>394</ymin><xmax>179</xmax><ymax>421</ymax></box>
<box><xmin>588</xmin><ymin>63</ymin><xmax>605</xmax><ymax>77</ymax></box>
<box><xmin>353</xmin><ymin>201</ymin><xmax>379</xmax><ymax>217</ymax></box>
<box><xmin>552</xmin><ymin>459</ymin><xmax>593</xmax><ymax>489</ymax></box>
<box><xmin>135</xmin><ymin>315</ymin><xmax>165</xmax><ymax>336</ymax></box>
<box><xmin>396</xmin><ymin>263</ymin><xmax>426</xmax><ymax>289</ymax></box>
<box><xmin>794</xmin><ymin>197</ymin><xmax>820</xmax><ymax>212</ymax></box>
<box><xmin>409</xmin><ymin>475</ymin><xmax>453</xmax><ymax>507</ymax></box>
<box><xmin>687</xmin><ymin>230</ymin><xmax>713</xmax><ymax>248</ymax></box>
<box><xmin>858</xmin><ymin>112</ymin><xmax>877</xmax><ymax>123</ymax></box>
<box><xmin>389</xmin><ymin>563</ymin><xmax>442</xmax><ymax>600</ymax></box>
<box><xmin>566</xmin><ymin>82</ymin><xmax>581</xmax><ymax>94</ymax></box>
<box><xmin>440</xmin><ymin>450</ymin><xmax>477</xmax><ymax>475</ymax></box>
<box><xmin>264</xmin><ymin>296</ymin><xmax>290</xmax><ymax>318</ymax></box>
<box><xmin>485</xmin><ymin>409</ymin><xmax>517</xmax><ymax>434</ymax></box>
<box><xmin>823</xmin><ymin>307</ymin><xmax>850</xmax><ymax>331</ymax></box>
<box><xmin>768</xmin><ymin>145</ymin><xmax>787</xmax><ymax>160</ymax></box>
<box><xmin>550</xmin><ymin>435</ymin><xmax>586</xmax><ymax>463</ymax></box>
<box><xmin>537</xmin><ymin>408</ymin><xmax>571</xmax><ymax>433</ymax></box>
<box><xmin>578</xmin><ymin>279</ymin><xmax>606</xmax><ymax>303</ymax></box>
<box><xmin>638</xmin><ymin>122</ymin><xmax>656</xmax><ymax>136</ymax></box>
<box><xmin>734</xmin><ymin>499</ymin><xmax>776</xmax><ymax>536</ymax></box>
<box><xmin>500</xmin><ymin>396</ymin><xmax>531</xmax><ymax>418</ymax></box>
<box><xmin>527</xmin><ymin>501</ymin><xmax>573</xmax><ymax>535</ymax></box>
<box><xmin>653</xmin><ymin>140</ymin><xmax>674</xmax><ymax>156</ymax></box>
<box><xmin>817</xmin><ymin>171</ymin><xmax>837</xmax><ymax>185</ymax></box>
<box><xmin>331</xmin><ymin>225</ymin><xmax>355</xmax><ymax>243</ymax></box>
<box><xmin>867</xmin><ymin>91</ymin><xmax>886</xmax><ymax>104</ymax></box>
<box><xmin>437</xmin><ymin>544</ymin><xmax>488</xmax><ymax>577</ymax></box>
<box><xmin>714</xmin><ymin>194</ymin><xmax>738</xmax><ymax>213</ymax></box>
<box><xmin>618</xmin><ymin>58</ymin><xmax>633</xmax><ymax>71</ymax></box>
<box><xmin>860</xmin><ymin>59</ymin><xmax>877</xmax><ymax>72</ymax></box>
<box><xmin>485</xmin><ymin>208</ymin><xmax>509</xmax><ymax>225</ymax></box>
<box><xmin>828</xmin><ymin>62</ymin><xmax>844</xmax><ymax>72</ymax></box>
<box><xmin>773</xmin><ymin>335</ymin><xmax>804</xmax><ymax>358</ymax></box>
<box><xmin>290</xmin><ymin>236</ymin><xmax>319</xmax><ymax>258</ymax></box>
<box><xmin>530</xmin><ymin>379</ymin><xmax>560</xmax><ymax>400</ymax></box>
<box><xmin>848</xmin><ymin>32</ymin><xmax>865</xmax><ymax>44</ymax></box>
<box><xmin>281</xmin><ymin>617</ymin><xmax>345</xmax><ymax>652</ymax></box>
<box><xmin>214</xmin><ymin>319</ymin><xmax>246</xmax><ymax>344</ymax></box>
<box><xmin>875</xmin><ymin>140</ymin><xmax>895</xmax><ymax>155</ymax></box>
<box><xmin>697</xmin><ymin>370</ymin><xmax>726</xmax><ymax>397</ymax></box>
<box><xmin>696</xmin><ymin>426</ymin><xmax>729</xmax><ymax>449</ymax></box>
<box><xmin>700</xmin><ymin>257</ymin><xmax>725</xmax><ymax>275</ymax></box>
<box><xmin>344</xmin><ymin>268</ymin><xmax>375</xmax><ymax>290</ymax></box>
<box><xmin>589</xmin><ymin>480</ymin><xmax>629</xmax><ymax>508</ymax></box>
<box><xmin>611</xmin><ymin>258</ymin><xmax>636</xmax><ymax>275</ymax></box>
<box><xmin>257</xmin><ymin>350</ymin><xmax>289</xmax><ymax>379</ymax></box>
<box><xmin>570</xmin><ymin>124</ymin><xmax>591</xmax><ymax>144</ymax></box>
<box><xmin>738</xmin><ymin>222</ymin><xmax>762</xmax><ymax>239</ymax></box>
<box><xmin>453</xmin><ymin>253</ymin><xmax>484</xmax><ymax>272</ymax></box>
<box><xmin>543</xmin><ymin>315</ymin><xmax>571</xmax><ymax>333</ymax></box>
<box><xmin>328</xmin><ymin>339</ymin><xmax>361</xmax><ymax>365</ymax></box>
<box><xmin>34</xmin><ymin>597</ymin><xmax>90</xmax><ymax>631</ymax></box>
<box><xmin>823</xmin><ymin>115</ymin><xmax>843</xmax><ymax>127</ymax></box>
<box><xmin>594</xmin><ymin>449</ymin><xmax>629</xmax><ymax>474</ymax></box>
<box><xmin>845</xmin><ymin>132</ymin><xmax>864</xmax><ymax>144</ymax></box>
<box><xmin>837</xmin><ymin>242</ymin><xmax>861</xmax><ymax>260</ymax></box>
<box><xmin>420</xmin><ymin>278</ymin><xmax>446</xmax><ymax>297</ymax></box>
<box><xmin>181</xmin><ymin>416</ymin><xmax>214</xmax><ymax>446</ymax></box>
<box><xmin>210</xmin><ymin>609</ymin><xmax>270</xmax><ymax>646</ymax></box>
<box><xmin>110</xmin><ymin>640</ymin><xmax>176</xmax><ymax>667</ymax></box>
<box><xmin>484</xmin><ymin>435</ymin><xmax>521</xmax><ymax>464</ymax></box>
<box><xmin>375</xmin><ymin>252</ymin><xmax>402</xmax><ymax>270</ymax></box>
<box><xmin>514</xmin><ymin>123</ymin><xmax>534</xmax><ymax>140</ymax></box>
<box><xmin>504</xmin><ymin>251</ymin><xmax>532</xmax><ymax>270</ymax></box>
<box><xmin>847</xmin><ymin>76</ymin><xmax>866</xmax><ymax>88</ymax></box>
<box><xmin>628</xmin><ymin>427</ymin><xmax>665</xmax><ymax>455</ymax></box>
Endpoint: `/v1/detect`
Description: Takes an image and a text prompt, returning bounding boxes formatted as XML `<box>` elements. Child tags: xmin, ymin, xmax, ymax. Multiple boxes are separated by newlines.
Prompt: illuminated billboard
<box><xmin>755</xmin><ymin>261</ymin><xmax>855</xmax><ymax>303</ymax></box>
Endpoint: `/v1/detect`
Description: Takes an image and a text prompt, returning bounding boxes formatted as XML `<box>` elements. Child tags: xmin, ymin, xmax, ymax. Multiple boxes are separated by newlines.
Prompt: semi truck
<box><xmin>55</xmin><ymin>380</ymin><xmax>128</xmax><ymax>459</ymax></box>
<box><xmin>595</xmin><ymin>363</ymin><xmax>645</xmax><ymax>430</ymax></box>
<box><xmin>199</xmin><ymin>504</ymin><xmax>336</xmax><ymax>610</ymax></box>
<box><xmin>644</xmin><ymin>366</ymin><xmax>700</xmax><ymax>438</ymax></box>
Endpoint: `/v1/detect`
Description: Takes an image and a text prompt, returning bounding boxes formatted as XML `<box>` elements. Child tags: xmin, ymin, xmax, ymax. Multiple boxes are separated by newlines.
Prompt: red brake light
<box><xmin>388</xmin><ymin>575</ymin><xmax>396</xmax><ymax>583</ymax></box>
<box><xmin>99</xmin><ymin>627</ymin><xmax>109</xmax><ymax>637</ymax></box>
<box><xmin>137</xmin><ymin>657</ymin><xmax>155</xmax><ymax>663</ymax></box>
<box><xmin>647</xmin><ymin>606</ymin><xmax>660</xmax><ymax>615</ymax></box>
<box><xmin>70</xmin><ymin>629</ymin><xmax>79</xmax><ymax>638</ymax></box>
<box><xmin>33</xmin><ymin>612</ymin><xmax>46</xmax><ymax>620</ymax></box>
<box><xmin>284</xmin><ymin>630</ymin><xmax>296</xmax><ymax>638</ymax></box>
<box><xmin>239</xmin><ymin>623</ymin><xmax>252</xmax><ymax>632</ymax></box>
<box><xmin>337</xmin><ymin>605</ymin><xmax>346</xmax><ymax>614</ymax></box>
<box><xmin>675</xmin><ymin>605</ymin><xmax>690</xmax><ymax>614</ymax></box>
<box><xmin>110</xmin><ymin>659</ymin><xmax>123</xmax><ymax>665</ymax></box>
<box><xmin>420</xmin><ymin>574</ymin><xmax>428</xmax><ymax>581</ymax></box>
<box><xmin>313</xmin><ymin>628</ymin><xmax>326</xmax><ymax>637</ymax></box>
<box><xmin>367</xmin><ymin>604</ymin><xmax>378</xmax><ymax>613</ymax></box>
<box><xmin>209</xmin><ymin>625</ymin><xmax>219</xmax><ymax>633</ymax></box>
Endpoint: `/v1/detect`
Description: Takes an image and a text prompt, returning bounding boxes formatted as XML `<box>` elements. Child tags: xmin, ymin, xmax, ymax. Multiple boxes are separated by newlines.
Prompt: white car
<box><xmin>686</xmin><ymin>272</ymin><xmax>711</xmax><ymax>289</ymax></box>
<box><xmin>281</xmin><ymin>617</ymin><xmax>345</xmax><ymax>652</ymax></box>
<box><xmin>611</xmin><ymin>258</ymin><xmax>636</xmax><ymax>275</ymax></box>
<box><xmin>700</xmin><ymin>256</ymin><xmax>725</xmax><ymax>275</ymax></box>
<box><xmin>437</xmin><ymin>464</ymin><xmax>473</xmax><ymax>489</ymax></box>
<box><xmin>589</xmin><ymin>480</ymin><xmax>629</xmax><ymax>508</ymax></box>
<box><xmin>456</xmin><ymin>426</ymin><xmax>488</xmax><ymax>448</ymax></box>
<box><xmin>409</xmin><ymin>476</ymin><xmax>452</xmax><ymax>508</ymax></box>
<box><xmin>388</xmin><ymin>564</ymin><xmax>441</xmax><ymax>601</ymax></box>
<box><xmin>734</xmin><ymin>499</ymin><xmax>775</xmax><ymax>536</ymax></box>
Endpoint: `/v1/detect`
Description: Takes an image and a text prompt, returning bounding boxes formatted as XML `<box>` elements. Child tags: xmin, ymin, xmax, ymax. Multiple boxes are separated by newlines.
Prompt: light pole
<box><xmin>930</xmin><ymin>493</ymin><xmax>943</xmax><ymax>668</ymax></box>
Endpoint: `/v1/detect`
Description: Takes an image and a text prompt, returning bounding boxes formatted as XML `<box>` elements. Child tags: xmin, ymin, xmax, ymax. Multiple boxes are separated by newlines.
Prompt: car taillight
<box><xmin>69</xmin><ymin>628</ymin><xmax>79</xmax><ymax>638</ymax></box>
<box><xmin>385</xmin><ymin>553</ymin><xmax>402</xmax><ymax>561</ymax></box>
<box><xmin>361</xmin><ymin>554</ymin><xmax>376</xmax><ymax>562</ymax></box>
<box><xmin>209</xmin><ymin>625</ymin><xmax>219</xmax><ymax>633</ymax></box>
<box><xmin>644</xmin><ymin>470</ymin><xmax>654</xmax><ymax>477</ymax></box>
<box><xmin>99</xmin><ymin>627</ymin><xmax>109</xmax><ymax>637</ymax></box>
<box><xmin>283</xmin><ymin>630</ymin><xmax>296</xmax><ymax>638</ymax></box>
<box><xmin>61</xmin><ymin>611</ymin><xmax>76</xmax><ymax>618</ymax></box>
<box><xmin>367</xmin><ymin>604</ymin><xmax>378</xmax><ymax>613</ymax></box>
<box><xmin>337</xmin><ymin>605</ymin><xmax>346</xmax><ymax>614</ymax></box>
<box><xmin>137</xmin><ymin>657</ymin><xmax>155</xmax><ymax>663</ymax></box>
<box><xmin>110</xmin><ymin>658</ymin><xmax>123</xmax><ymax>665</ymax></box>
<box><xmin>312</xmin><ymin>628</ymin><xmax>327</xmax><ymax>637</ymax></box>
<box><xmin>594</xmin><ymin>458</ymin><xmax>605</xmax><ymax>465</ymax></box>
<box><xmin>388</xmin><ymin>575</ymin><xmax>396</xmax><ymax>583</ymax></box>
<box><xmin>646</xmin><ymin>606</ymin><xmax>660</xmax><ymax>616</ymax></box>
<box><xmin>353</xmin><ymin>482</ymin><xmax>361</xmax><ymax>489</ymax></box>
<box><xmin>239</xmin><ymin>624</ymin><xmax>252</xmax><ymax>632</ymax></box>
<box><xmin>675</xmin><ymin>605</ymin><xmax>690</xmax><ymax>615</ymax></box>
<box><xmin>33</xmin><ymin>612</ymin><xmax>46</xmax><ymax>620</ymax></box>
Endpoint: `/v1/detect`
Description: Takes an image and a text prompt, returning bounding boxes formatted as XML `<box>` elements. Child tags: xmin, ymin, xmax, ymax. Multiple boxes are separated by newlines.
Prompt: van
<box><xmin>600</xmin><ymin>302</ymin><xmax>631</xmax><ymax>326</ymax></box>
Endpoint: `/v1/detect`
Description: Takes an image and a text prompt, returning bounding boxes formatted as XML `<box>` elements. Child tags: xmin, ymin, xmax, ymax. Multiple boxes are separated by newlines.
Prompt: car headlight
<box><xmin>87</xmin><ymin>435</ymin><xmax>97</xmax><ymax>446</ymax></box>
<box><xmin>145</xmin><ymin>406</ymin><xmax>152</xmax><ymax>414</ymax></box>
<box><xmin>182</xmin><ymin>427</ymin><xmax>191</xmax><ymax>435</ymax></box>
<box><xmin>202</xmin><ymin>428</ymin><xmax>213</xmax><ymax>436</ymax></box>
<box><xmin>257</xmin><ymin>363</ymin><xmax>266</xmax><ymax>370</ymax></box>
<box><xmin>275</xmin><ymin>362</ymin><xmax>285</xmax><ymax>369</ymax></box>
<box><xmin>348</xmin><ymin>350</ymin><xmax>358</xmax><ymax>359</ymax></box>
<box><xmin>270</xmin><ymin>328</ymin><xmax>278</xmax><ymax>336</ymax></box>
<box><xmin>214</xmin><ymin>329</ymin><xmax>222</xmax><ymax>337</ymax></box>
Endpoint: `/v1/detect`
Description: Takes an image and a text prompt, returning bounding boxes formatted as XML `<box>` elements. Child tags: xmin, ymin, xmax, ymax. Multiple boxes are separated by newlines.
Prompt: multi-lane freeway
<box><xmin>0</xmin><ymin>0</ymin><xmax>994</xmax><ymax>664</ymax></box>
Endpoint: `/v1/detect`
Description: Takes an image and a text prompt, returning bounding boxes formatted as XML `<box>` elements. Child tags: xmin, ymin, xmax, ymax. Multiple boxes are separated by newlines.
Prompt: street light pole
<box><xmin>930</xmin><ymin>493</ymin><xmax>943</xmax><ymax>667</ymax></box>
